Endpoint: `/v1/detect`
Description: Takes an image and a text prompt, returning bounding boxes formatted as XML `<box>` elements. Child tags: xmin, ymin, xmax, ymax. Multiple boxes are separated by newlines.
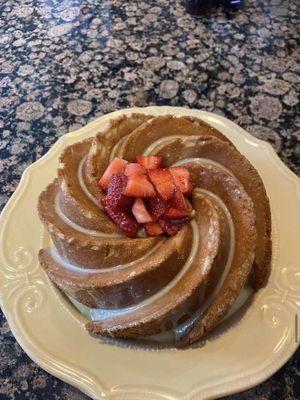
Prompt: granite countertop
<box><xmin>0</xmin><ymin>0</ymin><xmax>299</xmax><ymax>398</ymax></box>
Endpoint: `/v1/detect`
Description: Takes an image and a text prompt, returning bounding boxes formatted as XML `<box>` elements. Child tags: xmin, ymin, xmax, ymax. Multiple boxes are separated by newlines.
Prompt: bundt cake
<box><xmin>37</xmin><ymin>113</ymin><xmax>271</xmax><ymax>347</ymax></box>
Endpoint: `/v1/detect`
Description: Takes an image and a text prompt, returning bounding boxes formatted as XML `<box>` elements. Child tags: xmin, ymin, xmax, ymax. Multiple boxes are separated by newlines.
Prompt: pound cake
<box><xmin>37</xmin><ymin>113</ymin><xmax>271</xmax><ymax>347</ymax></box>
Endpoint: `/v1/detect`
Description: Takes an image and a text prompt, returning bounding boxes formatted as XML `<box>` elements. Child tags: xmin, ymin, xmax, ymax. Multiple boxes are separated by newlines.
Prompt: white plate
<box><xmin>0</xmin><ymin>106</ymin><xmax>299</xmax><ymax>400</ymax></box>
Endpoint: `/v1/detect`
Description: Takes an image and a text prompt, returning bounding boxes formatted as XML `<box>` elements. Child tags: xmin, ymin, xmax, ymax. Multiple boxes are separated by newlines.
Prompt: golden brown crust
<box><xmin>114</xmin><ymin>114</ymin><xmax>232</xmax><ymax>161</ymax></box>
<box><xmin>176</xmin><ymin>164</ymin><xmax>257</xmax><ymax>346</ymax></box>
<box><xmin>38</xmin><ymin>226</ymin><xmax>190</xmax><ymax>309</ymax></box>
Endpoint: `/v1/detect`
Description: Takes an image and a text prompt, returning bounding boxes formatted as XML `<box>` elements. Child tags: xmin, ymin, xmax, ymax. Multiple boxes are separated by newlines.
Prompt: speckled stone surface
<box><xmin>0</xmin><ymin>0</ymin><xmax>299</xmax><ymax>399</ymax></box>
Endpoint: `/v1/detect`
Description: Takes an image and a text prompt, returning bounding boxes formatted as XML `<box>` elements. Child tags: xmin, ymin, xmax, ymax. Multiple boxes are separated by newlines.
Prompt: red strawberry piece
<box><xmin>106</xmin><ymin>173</ymin><xmax>128</xmax><ymax>208</ymax></box>
<box><xmin>132</xmin><ymin>198</ymin><xmax>153</xmax><ymax>223</ymax></box>
<box><xmin>98</xmin><ymin>158</ymin><xmax>128</xmax><ymax>190</ymax></box>
<box><xmin>147</xmin><ymin>196</ymin><xmax>169</xmax><ymax>220</ymax></box>
<box><xmin>170</xmin><ymin>166</ymin><xmax>193</xmax><ymax>195</ymax></box>
<box><xmin>145</xmin><ymin>222</ymin><xmax>164</xmax><ymax>236</ymax></box>
<box><xmin>168</xmin><ymin>216</ymin><xmax>192</xmax><ymax>225</ymax></box>
<box><xmin>158</xmin><ymin>218</ymin><xmax>181</xmax><ymax>236</ymax></box>
<box><xmin>124</xmin><ymin>163</ymin><xmax>146</xmax><ymax>177</ymax></box>
<box><xmin>102</xmin><ymin>197</ymin><xmax>139</xmax><ymax>238</ymax></box>
<box><xmin>163</xmin><ymin>206</ymin><xmax>191</xmax><ymax>219</ymax></box>
<box><xmin>124</xmin><ymin>174</ymin><xmax>156</xmax><ymax>197</ymax></box>
<box><xmin>136</xmin><ymin>156</ymin><xmax>163</xmax><ymax>170</ymax></box>
<box><xmin>147</xmin><ymin>168</ymin><xmax>175</xmax><ymax>201</ymax></box>
<box><xmin>118</xmin><ymin>196</ymin><xmax>135</xmax><ymax>212</ymax></box>
<box><xmin>170</xmin><ymin>187</ymin><xmax>189</xmax><ymax>210</ymax></box>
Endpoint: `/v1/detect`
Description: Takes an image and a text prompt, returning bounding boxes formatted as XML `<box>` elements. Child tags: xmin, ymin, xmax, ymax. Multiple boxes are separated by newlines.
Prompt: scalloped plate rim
<box><xmin>0</xmin><ymin>106</ymin><xmax>299</xmax><ymax>400</ymax></box>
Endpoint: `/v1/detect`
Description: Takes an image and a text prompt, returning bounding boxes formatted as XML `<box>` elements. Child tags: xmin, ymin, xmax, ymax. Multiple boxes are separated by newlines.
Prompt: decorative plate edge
<box><xmin>0</xmin><ymin>107</ymin><xmax>299</xmax><ymax>400</ymax></box>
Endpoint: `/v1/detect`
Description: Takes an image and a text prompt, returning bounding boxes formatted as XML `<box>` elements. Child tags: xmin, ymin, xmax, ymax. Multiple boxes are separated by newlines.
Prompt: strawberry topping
<box><xmin>145</xmin><ymin>222</ymin><xmax>164</xmax><ymax>236</ymax></box>
<box><xmin>98</xmin><ymin>158</ymin><xmax>127</xmax><ymax>190</ymax></box>
<box><xmin>124</xmin><ymin>163</ymin><xmax>146</xmax><ymax>177</ymax></box>
<box><xmin>132</xmin><ymin>198</ymin><xmax>153</xmax><ymax>223</ymax></box>
<box><xmin>136</xmin><ymin>156</ymin><xmax>163</xmax><ymax>170</ymax></box>
<box><xmin>168</xmin><ymin>216</ymin><xmax>192</xmax><ymax>225</ymax></box>
<box><xmin>170</xmin><ymin>166</ymin><xmax>192</xmax><ymax>195</ymax></box>
<box><xmin>124</xmin><ymin>174</ymin><xmax>156</xmax><ymax>197</ymax></box>
<box><xmin>99</xmin><ymin>156</ymin><xmax>194</xmax><ymax>237</ymax></box>
<box><xmin>147</xmin><ymin>197</ymin><xmax>169</xmax><ymax>220</ymax></box>
<box><xmin>163</xmin><ymin>206</ymin><xmax>190</xmax><ymax>219</ymax></box>
<box><xmin>171</xmin><ymin>187</ymin><xmax>189</xmax><ymax>210</ymax></box>
<box><xmin>102</xmin><ymin>197</ymin><xmax>139</xmax><ymax>238</ymax></box>
<box><xmin>106</xmin><ymin>173</ymin><xmax>128</xmax><ymax>208</ymax></box>
<box><xmin>158</xmin><ymin>218</ymin><xmax>181</xmax><ymax>236</ymax></box>
<box><xmin>147</xmin><ymin>168</ymin><xmax>175</xmax><ymax>201</ymax></box>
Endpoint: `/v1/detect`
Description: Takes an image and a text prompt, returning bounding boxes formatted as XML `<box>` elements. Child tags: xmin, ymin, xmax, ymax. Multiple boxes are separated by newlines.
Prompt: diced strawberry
<box><xmin>163</xmin><ymin>206</ymin><xmax>191</xmax><ymax>219</ymax></box>
<box><xmin>158</xmin><ymin>218</ymin><xmax>181</xmax><ymax>236</ymax></box>
<box><xmin>170</xmin><ymin>187</ymin><xmax>189</xmax><ymax>210</ymax></box>
<box><xmin>136</xmin><ymin>156</ymin><xmax>163</xmax><ymax>170</ymax></box>
<box><xmin>170</xmin><ymin>166</ymin><xmax>193</xmax><ymax>195</ymax></box>
<box><xmin>102</xmin><ymin>197</ymin><xmax>139</xmax><ymax>238</ymax></box>
<box><xmin>124</xmin><ymin>174</ymin><xmax>156</xmax><ymax>197</ymax></box>
<box><xmin>124</xmin><ymin>163</ymin><xmax>146</xmax><ymax>177</ymax></box>
<box><xmin>106</xmin><ymin>173</ymin><xmax>128</xmax><ymax>208</ymax></box>
<box><xmin>168</xmin><ymin>216</ymin><xmax>192</xmax><ymax>225</ymax></box>
<box><xmin>147</xmin><ymin>168</ymin><xmax>175</xmax><ymax>201</ymax></box>
<box><xmin>118</xmin><ymin>196</ymin><xmax>135</xmax><ymax>211</ymax></box>
<box><xmin>103</xmin><ymin>189</ymin><xmax>134</xmax><ymax>211</ymax></box>
<box><xmin>98</xmin><ymin>158</ymin><xmax>127</xmax><ymax>190</ymax></box>
<box><xmin>145</xmin><ymin>222</ymin><xmax>164</xmax><ymax>236</ymax></box>
<box><xmin>146</xmin><ymin>197</ymin><xmax>169</xmax><ymax>220</ymax></box>
<box><xmin>132</xmin><ymin>198</ymin><xmax>153</xmax><ymax>223</ymax></box>
<box><xmin>168</xmin><ymin>186</ymin><xmax>188</xmax><ymax>211</ymax></box>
